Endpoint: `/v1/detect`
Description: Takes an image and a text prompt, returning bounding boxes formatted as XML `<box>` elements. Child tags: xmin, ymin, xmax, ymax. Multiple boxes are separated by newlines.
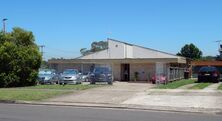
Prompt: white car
<box><xmin>59</xmin><ymin>69</ymin><xmax>82</xmax><ymax>85</ymax></box>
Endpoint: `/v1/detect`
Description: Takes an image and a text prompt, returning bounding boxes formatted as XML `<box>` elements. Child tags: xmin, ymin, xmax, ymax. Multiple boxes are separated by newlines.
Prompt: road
<box><xmin>0</xmin><ymin>103</ymin><xmax>221</xmax><ymax>121</ymax></box>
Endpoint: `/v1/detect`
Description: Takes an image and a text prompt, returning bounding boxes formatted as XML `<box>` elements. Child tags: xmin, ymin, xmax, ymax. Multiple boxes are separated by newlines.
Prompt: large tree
<box><xmin>0</xmin><ymin>27</ymin><xmax>41</xmax><ymax>87</ymax></box>
<box><xmin>80</xmin><ymin>41</ymin><xmax>108</xmax><ymax>55</ymax></box>
<box><xmin>177</xmin><ymin>43</ymin><xmax>202</xmax><ymax>60</ymax></box>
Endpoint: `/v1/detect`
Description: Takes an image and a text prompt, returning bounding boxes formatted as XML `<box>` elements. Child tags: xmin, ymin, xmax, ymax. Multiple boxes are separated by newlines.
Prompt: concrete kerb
<box><xmin>1</xmin><ymin>100</ymin><xmax>222</xmax><ymax>115</ymax></box>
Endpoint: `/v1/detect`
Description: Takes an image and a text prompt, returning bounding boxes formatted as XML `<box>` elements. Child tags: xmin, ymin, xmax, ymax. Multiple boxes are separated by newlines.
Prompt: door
<box><xmin>121</xmin><ymin>64</ymin><xmax>130</xmax><ymax>81</ymax></box>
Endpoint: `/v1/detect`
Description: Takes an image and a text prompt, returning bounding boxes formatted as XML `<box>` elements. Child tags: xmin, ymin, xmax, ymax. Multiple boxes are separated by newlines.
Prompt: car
<box><xmin>81</xmin><ymin>72</ymin><xmax>90</xmax><ymax>82</ymax></box>
<box><xmin>59</xmin><ymin>69</ymin><xmax>82</xmax><ymax>85</ymax></box>
<box><xmin>38</xmin><ymin>69</ymin><xmax>59</xmax><ymax>84</ymax></box>
<box><xmin>197</xmin><ymin>66</ymin><xmax>220</xmax><ymax>83</ymax></box>
<box><xmin>89</xmin><ymin>67</ymin><xmax>113</xmax><ymax>85</ymax></box>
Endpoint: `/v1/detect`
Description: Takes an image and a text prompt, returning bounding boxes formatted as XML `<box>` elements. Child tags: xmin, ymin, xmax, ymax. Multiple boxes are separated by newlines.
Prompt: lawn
<box><xmin>23</xmin><ymin>84</ymin><xmax>103</xmax><ymax>90</ymax></box>
<box><xmin>156</xmin><ymin>79</ymin><xmax>196</xmax><ymax>89</ymax></box>
<box><xmin>0</xmin><ymin>84</ymin><xmax>104</xmax><ymax>101</ymax></box>
<box><xmin>218</xmin><ymin>83</ymin><xmax>222</xmax><ymax>90</ymax></box>
<box><xmin>189</xmin><ymin>83</ymin><xmax>212</xmax><ymax>89</ymax></box>
<box><xmin>0</xmin><ymin>89</ymin><xmax>71</xmax><ymax>101</ymax></box>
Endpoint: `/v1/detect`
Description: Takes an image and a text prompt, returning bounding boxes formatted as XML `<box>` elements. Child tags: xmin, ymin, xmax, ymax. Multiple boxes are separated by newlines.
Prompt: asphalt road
<box><xmin>0</xmin><ymin>103</ymin><xmax>221</xmax><ymax>121</ymax></box>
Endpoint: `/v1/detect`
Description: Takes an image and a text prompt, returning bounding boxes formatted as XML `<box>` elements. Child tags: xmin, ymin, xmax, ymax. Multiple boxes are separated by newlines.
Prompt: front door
<box><xmin>121</xmin><ymin>64</ymin><xmax>130</xmax><ymax>81</ymax></box>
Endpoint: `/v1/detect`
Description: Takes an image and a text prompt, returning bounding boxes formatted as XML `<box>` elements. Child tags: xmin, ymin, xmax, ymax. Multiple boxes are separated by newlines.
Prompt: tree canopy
<box><xmin>177</xmin><ymin>43</ymin><xmax>202</xmax><ymax>60</ymax></box>
<box><xmin>0</xmin><ymin>27</ymin><xmax>41</xmax><ymax>87</ymax></box>
<box><xmin>80</xmin><ymin>41</ymin><xmax>108</xmax><ymax>55</ymax></box>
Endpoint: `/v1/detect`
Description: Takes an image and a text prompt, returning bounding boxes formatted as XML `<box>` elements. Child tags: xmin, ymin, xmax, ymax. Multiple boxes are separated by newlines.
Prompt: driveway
<box><xmin>47</xmin><ymin>82</ymin><xmax>154</xmax><ymax>104</ymax></box>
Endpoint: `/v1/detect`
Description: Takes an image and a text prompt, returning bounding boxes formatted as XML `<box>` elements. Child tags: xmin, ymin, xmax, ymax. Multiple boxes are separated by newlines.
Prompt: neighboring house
<box><xmin>48</xmin><ymin>38</ymin><xmax>187</xmax><ymax>82</ymax></box>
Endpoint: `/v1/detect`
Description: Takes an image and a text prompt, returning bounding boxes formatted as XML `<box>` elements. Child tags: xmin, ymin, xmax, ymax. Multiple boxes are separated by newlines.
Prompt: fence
<box><xmin>168</xmin><ymin>67</ymin><xmax>186</xmax><ymax>81</ymax></box>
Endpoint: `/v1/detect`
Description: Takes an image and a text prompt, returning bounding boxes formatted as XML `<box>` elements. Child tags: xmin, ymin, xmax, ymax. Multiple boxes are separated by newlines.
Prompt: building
<box><xmin>48</xmin><ymin>38</ymin><xmax>187</xmax><ymax>82</ymax></box>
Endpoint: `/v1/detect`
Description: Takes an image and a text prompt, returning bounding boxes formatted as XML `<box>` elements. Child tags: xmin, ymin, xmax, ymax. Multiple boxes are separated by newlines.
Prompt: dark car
<box><xmin>197</xmin><ymin>66</ymin><xmax>220</xmax><ymax>83</ymax></box>
<box><xmin>38</xmin><ymin>69</ymin><xmax>59</xmax><ymax>84</ymax></box>
<box><xmin>89</xmin><ymin>67</ymin><xmax>113</xmax><ymax>85</ymax></box>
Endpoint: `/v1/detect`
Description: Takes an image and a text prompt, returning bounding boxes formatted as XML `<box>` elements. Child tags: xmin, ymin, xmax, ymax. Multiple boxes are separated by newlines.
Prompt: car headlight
<box><xmin>71</xmin><ymin>76</ymin><xmax>77</xmax><ymax>80</ymax></box>
<box><xmin>45</xmin><ymin>77</ymin><xmax>51</xmax><ymax>80</ymax></box>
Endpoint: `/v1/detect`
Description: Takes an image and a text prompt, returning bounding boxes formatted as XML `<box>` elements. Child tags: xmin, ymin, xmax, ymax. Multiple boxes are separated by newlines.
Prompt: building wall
<box><xmin>113</xmin><ymin>63</ymin><xmax>121</xmax><ymax>80</ymax></box>
<box><xmin>129</xmin><ymin>63</ymin><xmax>156</xmax><ymax>81</ymax></box>
<box><xmin>50</xmin><ymin>63</ymin><xmax>93</xmax><ymax>73</ymax></box>
<box><xmin>108</xmin><ymin>40</ymin><xmax>125</xmax><ymax>58</ymax></box>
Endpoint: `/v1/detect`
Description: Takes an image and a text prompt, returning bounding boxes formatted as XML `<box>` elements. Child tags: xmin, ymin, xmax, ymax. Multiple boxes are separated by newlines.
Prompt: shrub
<box><xmin>0</xmin><ymin>28</ymin><xmax>41</xmax><ymax>87</ymax></box>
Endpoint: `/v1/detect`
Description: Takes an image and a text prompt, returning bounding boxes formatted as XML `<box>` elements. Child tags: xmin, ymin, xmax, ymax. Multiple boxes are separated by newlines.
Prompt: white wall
<box><xmin>108</xmin><ymin>40</ymin><xmax>125</xmax><ymax>59</ymax></box>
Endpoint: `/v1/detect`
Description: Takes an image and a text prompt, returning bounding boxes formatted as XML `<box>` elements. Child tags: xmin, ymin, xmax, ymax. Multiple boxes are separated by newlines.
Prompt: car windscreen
<box><xmin>94</xmin><ymin>68</ymin><xmax>110</xmax><ymax>73</ymax></box>
<box><xmin>63</xmin><ymin>70</ymin><xmax>78</xmax><ymax>74</ymax></box>
<box><xmin>39</xmin><ymin>70</ymin><xmax>53</xmax><ymax>75</ymax></box>
<box><xmin>199</xmin><ymin>67</ymin><xmax>217</xmax><ymax>72</ymax></box>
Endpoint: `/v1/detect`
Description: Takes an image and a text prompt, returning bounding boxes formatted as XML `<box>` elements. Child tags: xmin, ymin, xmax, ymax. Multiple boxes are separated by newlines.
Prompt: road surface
<box><xmin>0</xmin><ymin>103</ymin><xmax>221</xmax><ymax>121</ymax></box>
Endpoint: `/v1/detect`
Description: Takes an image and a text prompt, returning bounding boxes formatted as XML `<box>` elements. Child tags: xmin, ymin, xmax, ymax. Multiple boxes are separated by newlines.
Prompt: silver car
<box><xmin>38</xmin><ymin>69</ymin><xmax>59</xmax><ymax>84</ymax></box>
<box><xmin>59</xmin><ymin>69</ymin><xmax>82</xmax><ymax>85</ymax></box>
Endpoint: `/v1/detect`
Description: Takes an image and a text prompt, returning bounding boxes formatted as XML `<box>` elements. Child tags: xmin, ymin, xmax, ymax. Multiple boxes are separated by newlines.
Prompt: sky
<box><xmin>1</xmin><ymin>0</ymin><xmax>222</xmax><ymax>60</ymax></box>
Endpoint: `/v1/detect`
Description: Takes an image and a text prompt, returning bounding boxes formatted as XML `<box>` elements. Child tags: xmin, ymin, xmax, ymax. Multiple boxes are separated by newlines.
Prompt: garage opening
<box><xmin>121</xmin><ymin>64</ymin><xmax>130</xmax><ymax>81</ymax></box>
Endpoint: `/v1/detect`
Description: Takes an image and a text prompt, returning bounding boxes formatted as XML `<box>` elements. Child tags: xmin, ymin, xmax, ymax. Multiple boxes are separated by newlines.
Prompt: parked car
<box><xmin>59</xmin><ymin>69</ymin><xmax>82</xmax><ymax>85</ymax></box>
<box><xmin>38</xmin><ymin>69</ymin><xmax>59</xmax><ymax>84</ymax></box>
<box><xmin>197</xmin><ymin>66</ymin><xmax>220</xmax><ymax>83</ymax></box>
<box><xmin>81</xmin><ymin>72</ymin><xmax>90</xmax><ymax>82</ymax></box>
<box><xmin>89</xmin><ymin>67</ymin><xmax>113</xmax><ymax>85</ymax></box>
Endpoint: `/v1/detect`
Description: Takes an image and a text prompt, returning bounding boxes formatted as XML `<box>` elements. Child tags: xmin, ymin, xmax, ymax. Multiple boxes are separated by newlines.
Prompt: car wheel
<box><xmin>108</xmin><ymin>81</ymin><xmax>113</xmax><ymax>85</ymax></box>
<box><xmin>213</xmin><ymin>80</ymin><xmax>219</xmax><ymax>83</ymax></box>
<box><xmin>90</xmin><ymin>81</ymin><xmax>95</xmax><ymax>84</ymax></box>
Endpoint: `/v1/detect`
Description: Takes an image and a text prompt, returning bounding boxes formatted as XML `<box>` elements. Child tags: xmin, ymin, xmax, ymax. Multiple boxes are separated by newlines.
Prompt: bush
<box><xmin>0</xmin><ymin>28</ymin><xmax>41</xmax><ymax>87</ymax></box>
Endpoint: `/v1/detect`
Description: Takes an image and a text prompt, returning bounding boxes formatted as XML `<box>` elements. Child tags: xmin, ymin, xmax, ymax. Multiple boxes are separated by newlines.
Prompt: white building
<box><xmin>49</xmin><ymin>38</ymin><xmax>187</xmax><ymax>82</ymax></box>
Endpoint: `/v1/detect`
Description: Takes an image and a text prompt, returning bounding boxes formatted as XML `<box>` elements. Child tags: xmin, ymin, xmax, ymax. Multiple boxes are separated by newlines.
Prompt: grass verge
<box><xmin>0</xmin><ymin>84</ymin><xmax>104</xmax><ymax>101</ymax></box>
<box><xmin>23</xmin><ymin>84</ymin><xmax>104</xmax><ymax>90</ymax></box>
<box><xmin>0</xmin><ymin>89</ymin><xmax>71</xmax><ymax>101</ymax></box>
<box><xmin>189</xmin><ymin>83</ymin><xmax>212</xmax><ymax>89</ymax></box>
<box><xmin>156</xmin><ymin>79</ymin><xmax>196</xmax><ymax>89</ymax></box>
<box><xmin>218</xmin><ymin>83</ymin><xmax>222</xmax><ymax>90</ymax></box>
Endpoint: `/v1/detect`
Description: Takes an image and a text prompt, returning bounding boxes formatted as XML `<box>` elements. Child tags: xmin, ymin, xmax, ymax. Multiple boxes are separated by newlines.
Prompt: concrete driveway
<box><xmin>48</xmin><ymin>82</ymin><xmax>154</xmax><ymax>104</ymax></box>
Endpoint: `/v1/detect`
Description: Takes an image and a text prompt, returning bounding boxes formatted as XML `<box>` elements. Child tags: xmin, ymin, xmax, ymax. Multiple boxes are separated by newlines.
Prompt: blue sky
<box><xmin>1</xmin><ymin>0</ymin><xmax>222</xmax><ymax>60</ymax></box>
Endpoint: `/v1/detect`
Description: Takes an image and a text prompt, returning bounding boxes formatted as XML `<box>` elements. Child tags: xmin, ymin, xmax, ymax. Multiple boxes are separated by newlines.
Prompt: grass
<box><xmin>0</xmin><ymin>89</ymin><xmax>71</xmax><ymax>101</ymax></box>
<box><xmin>0</xmin><ymin>84</ymin><xmax>104</xmax><ymax>101</ymax></box>
<box><xmin>218</xmin><ymin>83</ymin><xmax>222</xmax><ymax>90</ymax></box>
<box><xmin>23</xmin><ymin>84</ymin><xmax>103</xmax><ymax>90</ymax></box>
<box><xmin>189</xmin><ymin>83</ymin><xmax>212</xmax><ymax>89</ymax></box>
<box><xmin>156</xmin><ymin>79</ymin><xmax>196</xmax><ymax>89</ymax></box>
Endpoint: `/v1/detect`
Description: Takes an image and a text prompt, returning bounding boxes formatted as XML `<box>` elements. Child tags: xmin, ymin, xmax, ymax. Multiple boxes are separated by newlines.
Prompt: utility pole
<box><xmin>39</xmin><ymin>45</ymin><xmax>45</xmax><ymax>60</ymax></box>
<box><xmin>2</xmin><ymin>18</ymin><xmax>8</xmax><ymax>33</ymax></box>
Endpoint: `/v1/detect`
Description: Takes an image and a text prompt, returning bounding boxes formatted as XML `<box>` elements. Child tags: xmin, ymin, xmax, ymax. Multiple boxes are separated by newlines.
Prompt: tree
<box><xmin>0</xmin><ymin>27</ymin><xmax>41</xmax><ymax>87</ymax></box>
<box><xmin>80</xmin><ymin>41</ymin><xmax>108</xmax><ymax>55</ymax></box>
<box><xmin>177</xmin><ymin>43</ymin><xmax>202</xmax><ymax>60</ymax></box>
